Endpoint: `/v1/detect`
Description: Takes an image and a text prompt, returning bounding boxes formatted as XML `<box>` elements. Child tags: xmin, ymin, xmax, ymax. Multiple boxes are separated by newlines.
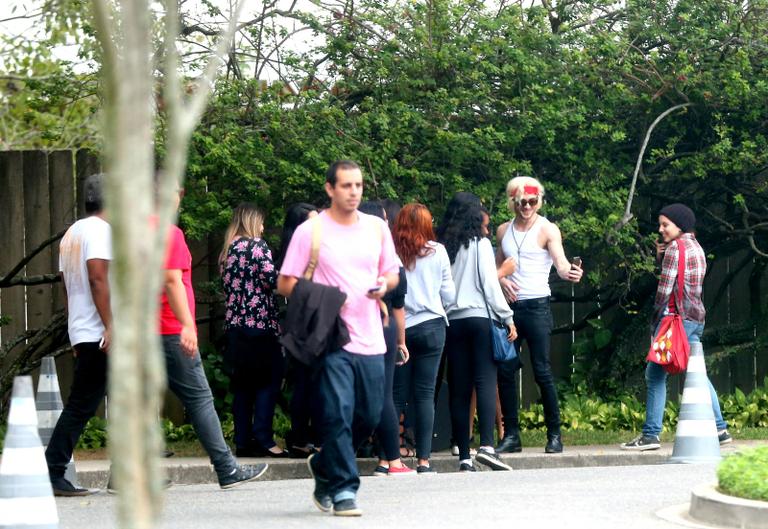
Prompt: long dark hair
<box><xmin>436</xmin><ymin>192</ymin><xmax>484</xmax><ymax>263</ymax></box>
<box><xmin>277</xmin><ymin>202</ymin><xmax>317</xmax><ymax>267</ymax></box>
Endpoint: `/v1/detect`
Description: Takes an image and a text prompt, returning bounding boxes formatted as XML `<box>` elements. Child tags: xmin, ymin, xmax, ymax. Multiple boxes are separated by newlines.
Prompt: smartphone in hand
<box><xmin>571</xmin><ymin>256</ymin><xmax>582</xmax><ymax>268</ymax></box>
<box><xmin>396</xmin><ymin>347</ymin><xmax>407</xmax><ymax>365</ymax></box>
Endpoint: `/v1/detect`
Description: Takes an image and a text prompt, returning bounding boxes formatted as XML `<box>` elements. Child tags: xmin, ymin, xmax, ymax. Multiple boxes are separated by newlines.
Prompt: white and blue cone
<box><xmin>0</xmin><ymin>376</ymin><xmax>59</xmax><ymax>529</ymax></box>
<box><xmin>669</xmin><ymin>342</ymin><xmax>721</xmax><ymax>463</ymax></box>
<box><xmin>35</xmin><ymin>357</ymin><xmax>79</xmax><ymax>488</ymax></box>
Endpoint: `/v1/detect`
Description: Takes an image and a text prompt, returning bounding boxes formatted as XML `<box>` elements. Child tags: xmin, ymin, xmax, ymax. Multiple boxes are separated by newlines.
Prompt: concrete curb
<box><xmin>689</xmin><ymin>483</ymin><xmax>768</xmax><ymax>529</ymax></box>
<box><xmin>70</xmin><ymin>441</ymin><xmax>761</xmax><ymax>489</ymax></box>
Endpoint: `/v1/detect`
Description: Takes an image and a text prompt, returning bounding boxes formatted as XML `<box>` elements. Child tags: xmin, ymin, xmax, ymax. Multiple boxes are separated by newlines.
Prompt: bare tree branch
<box><xmin>0</xmin><ymin>273</ymin><xmax>61</xmax><ymax>288</ymax></box>
<box><xmin>0</xmin><ymin>229</ymin><xmax>65</xmax><ymax>284</ymax></box>
<box><xmin>606</xmin><ymin>103</ymin><xmax>693</xmax><ymax>243</ymax></box>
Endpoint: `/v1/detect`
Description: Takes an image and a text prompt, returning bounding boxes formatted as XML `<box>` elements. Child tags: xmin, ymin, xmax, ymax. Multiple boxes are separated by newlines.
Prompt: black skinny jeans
<box><xmin>445</xmin><ymin>317</ymin><xmax>497</xmax><ymax>460</ymax></box>
<box><xmin>375</xmin><ymin>319</ymin><xmax>400</xmax><ymax>461</ymax></box>
<box><xmin>393</xmin><ymin>317</ymin><xmax>446</xmax><ymax>460</ymax></box>
<box><xmin>45</xmin><ymin>342</ymin><xmax>107</xmax><ymax>479</ymax></box>
<box><xmin>225</xmin><ymin>329</ymin><xmax>285</xmax><ymax>450</ymax></box>
<box><xmin>497</xmin><ymin>296</ymin><xmax>561</xmax><ymax>435</ymax></box>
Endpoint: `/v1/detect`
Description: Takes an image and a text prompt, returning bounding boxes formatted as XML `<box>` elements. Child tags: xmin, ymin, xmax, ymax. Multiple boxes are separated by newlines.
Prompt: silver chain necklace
<box><xmin>510</xmin><ymin>215</ymin><xmax>538</xmax><ymax>272</ymax></box>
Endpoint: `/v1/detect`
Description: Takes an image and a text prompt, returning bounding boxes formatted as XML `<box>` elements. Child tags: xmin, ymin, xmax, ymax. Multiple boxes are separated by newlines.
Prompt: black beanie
<box><xmin>659</xmin><ymin>203</ymin><xmax>696</xmax><ymax>233</ymax></box>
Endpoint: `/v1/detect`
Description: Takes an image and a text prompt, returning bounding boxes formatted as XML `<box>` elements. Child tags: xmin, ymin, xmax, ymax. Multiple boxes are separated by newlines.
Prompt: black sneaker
<box><xmin>307</xmin><ymin>453</ymin><xmax>332</xmax><ymax>512</ymax></box>
<box><xmin>545</xmin><ymin>433</ymin><xmax>563</xmax><ymax>454</ymax></box>
<box><xmin>218</xmin><ymin>463</ymin><xmax>268</xmax><ymax>489</ymax></box>
<box><xmin>496</xmin><ymin>433</ymin><xmax>522</xmax><ymax>453</ymax></box>
<box><xmin>333</xmin><ymin>498</ymin><xmax>363</xmax><ymax>517</ymax></box>
<box><xmin>620</xmin><ymin>434</ymin><xmax>661</xmax><ymax>451</ymax></box>
<box><xmin>475</xmin><ymin>448</ymin><xmax>512</xmax><ymax>471</ymax></box>
<box><xmin>718</xmin><ymin>430</ymin><xmax>733</xmax><ymax>445</ymax></box>
<box><xmin>416</xmin><ymin>465</ymin><xmax>436</xmax><ymax>474</ymax></box>
<box><xmin>51</xmin><ymin>477</ymin><xmax>93</xmax><ymax>497</ymax></box>
<box><xmin>459</xmin><ymin>462</ymin><xmax>476</xmax><ymax>472</ymax></box>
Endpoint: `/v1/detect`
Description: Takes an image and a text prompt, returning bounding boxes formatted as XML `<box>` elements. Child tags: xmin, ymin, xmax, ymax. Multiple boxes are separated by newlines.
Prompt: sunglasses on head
<box><xmin>516</xmin><ymin>197</ymin><xmax>539</xmax><ymax>208</ymax></box>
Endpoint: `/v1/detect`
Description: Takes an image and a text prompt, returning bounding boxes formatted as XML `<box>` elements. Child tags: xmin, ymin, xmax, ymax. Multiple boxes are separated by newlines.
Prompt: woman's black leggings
<box><xmin>445</xmin><ymin>317</ymin><xmax>497</xmax><ymax>460</ymax></box>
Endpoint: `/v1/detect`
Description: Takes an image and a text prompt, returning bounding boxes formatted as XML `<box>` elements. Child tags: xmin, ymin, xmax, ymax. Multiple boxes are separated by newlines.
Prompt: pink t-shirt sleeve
<box><xmin>164</xmin><ymin>226</ymin><xmax>188</xmax><ymax>270</ymax></box>
<box><xmin>377</xmin><ymin>220</ymin><xmax>399</xmax><ymax>277</ymax></box>
<box><xmin>279</xmin><ymin>219</ymin><xmax>312</xmax><ymax>278</ymax></box>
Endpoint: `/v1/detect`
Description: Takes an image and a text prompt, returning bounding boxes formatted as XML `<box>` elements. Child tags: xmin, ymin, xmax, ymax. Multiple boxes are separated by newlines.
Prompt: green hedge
<box><xmin>718</xmin><ymin>446</ymin><xmax>768</xmax><ymax>502</ymax></box>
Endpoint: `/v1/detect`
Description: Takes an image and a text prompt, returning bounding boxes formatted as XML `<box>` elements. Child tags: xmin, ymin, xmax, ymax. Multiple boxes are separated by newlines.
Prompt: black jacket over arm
<box><xmin>280</xmin><ymin>278</ymin><xmax>350</xmax><ymax>366</ymax></box>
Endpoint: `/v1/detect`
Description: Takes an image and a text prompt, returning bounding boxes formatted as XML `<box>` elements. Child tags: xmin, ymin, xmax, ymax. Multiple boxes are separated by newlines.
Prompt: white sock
<box><xmin>479</xmin><ymin>446</ymin><xmax>494</xmax><ymax>452</ymax></box>
<box><xmin>460</xmin><ymin>459</ymin><xmax>473</xmax><ymax>466</ymax></box>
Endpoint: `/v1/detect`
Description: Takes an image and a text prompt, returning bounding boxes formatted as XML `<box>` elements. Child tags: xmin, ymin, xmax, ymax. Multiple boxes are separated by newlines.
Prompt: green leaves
<box><xmin>718</xmin><ymin>445</ymin><xmax>768</xmax><ymax>502</ymax></box>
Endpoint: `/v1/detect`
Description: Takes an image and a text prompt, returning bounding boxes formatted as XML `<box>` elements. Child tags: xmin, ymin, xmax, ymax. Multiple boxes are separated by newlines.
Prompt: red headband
<box><xmin>522</xmin><ymin>185</ymin><xmax>540</xmax><ymax>196</ymax></box>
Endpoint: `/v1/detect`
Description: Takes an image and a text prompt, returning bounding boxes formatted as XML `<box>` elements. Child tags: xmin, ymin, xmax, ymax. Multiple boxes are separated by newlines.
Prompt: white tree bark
<box><xmin>89</xmin><ymin>1</ymin><xmax>244</xmax><ymax>527</ymax></box>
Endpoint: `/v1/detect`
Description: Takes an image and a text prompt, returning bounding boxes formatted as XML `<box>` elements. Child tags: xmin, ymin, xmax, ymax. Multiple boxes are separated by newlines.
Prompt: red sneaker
<box><xmin>387</xmin><ymin>464</ymin><xmax>416</xmax><ymax>476</ymax></box>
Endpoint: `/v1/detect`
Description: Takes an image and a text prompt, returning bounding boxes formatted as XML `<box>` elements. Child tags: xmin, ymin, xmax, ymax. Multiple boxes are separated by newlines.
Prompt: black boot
<box><xmin>545</xmin><ymin>433</ymin><xmax>563</xmax><ymax>453</ymax></box>
<box><xmin>496</xmin><ymin>431</ymin><xmax>522</xmax><ymax>453</ymax></box>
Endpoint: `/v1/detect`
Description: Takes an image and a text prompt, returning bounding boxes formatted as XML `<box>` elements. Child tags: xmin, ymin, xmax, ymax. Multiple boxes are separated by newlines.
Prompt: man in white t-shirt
<box><xmin>46</xmin><ymin>173</ymin><xmax>112</xmax><ymax>496</ymax></box>
<box><xmin>277</xmin><ymin>160</ymin><xmax>400</xmax><ymax>517</ymax></box>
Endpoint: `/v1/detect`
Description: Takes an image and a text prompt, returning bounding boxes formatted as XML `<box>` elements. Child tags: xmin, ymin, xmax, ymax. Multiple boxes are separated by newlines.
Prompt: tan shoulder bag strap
<box><xmin>371</xmin><ymin>217</ymin><xmax>390</xmax><ymax>325</ymax></box>
<box><xmin>303</xmin><ymin>216</ymin><xmax>322</xmax><ymax>280</ymax></box>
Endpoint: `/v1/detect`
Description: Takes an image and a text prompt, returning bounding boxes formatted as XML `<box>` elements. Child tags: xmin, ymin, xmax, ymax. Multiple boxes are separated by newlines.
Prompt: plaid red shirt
<box><xmin>653</xmin><ymin>233</ymin><xmax>706</xmax><ymax>324</ymax></box>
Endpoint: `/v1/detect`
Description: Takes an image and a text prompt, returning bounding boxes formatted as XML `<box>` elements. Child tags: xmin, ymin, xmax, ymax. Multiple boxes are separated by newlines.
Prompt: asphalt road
<box><xmin>56</xmin><ymin>463</ymin><xmax>717</xmax><ymax>528</ymax></box>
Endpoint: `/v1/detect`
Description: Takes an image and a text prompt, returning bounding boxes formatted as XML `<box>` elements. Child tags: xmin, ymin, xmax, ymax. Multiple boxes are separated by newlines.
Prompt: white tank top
<box><xmin>500</xmin><ymin>216</ymin><xmax>553</xmax><ymax>300</ymax></box>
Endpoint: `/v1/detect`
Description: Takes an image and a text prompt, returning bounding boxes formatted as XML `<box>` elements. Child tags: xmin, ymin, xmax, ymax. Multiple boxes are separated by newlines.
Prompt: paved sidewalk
<box><xmin>73</xmin><ymin>439</ymin><xmax>765</xmax><ymax>489</ymax></box>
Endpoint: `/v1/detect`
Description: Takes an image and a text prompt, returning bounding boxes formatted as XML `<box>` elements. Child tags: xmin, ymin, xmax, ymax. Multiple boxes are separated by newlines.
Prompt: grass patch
<box><xmin>717</xmin><ymin>445</ymin><xmax>768</xmax><ymax>502</ymax></box>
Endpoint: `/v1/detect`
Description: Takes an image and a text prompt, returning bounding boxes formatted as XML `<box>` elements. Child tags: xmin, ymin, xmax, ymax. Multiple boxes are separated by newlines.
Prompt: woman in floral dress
<box><xmin>220</xmin><ymin>202</ymin><xmax>287</xmax><ymax>457</ymax></box>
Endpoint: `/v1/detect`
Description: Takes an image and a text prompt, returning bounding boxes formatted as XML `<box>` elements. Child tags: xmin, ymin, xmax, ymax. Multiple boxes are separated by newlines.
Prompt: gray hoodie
<box><xmin>445</xmin><ymin>237</ymin><xmax>515</xmax><ymax>325</ymax></box>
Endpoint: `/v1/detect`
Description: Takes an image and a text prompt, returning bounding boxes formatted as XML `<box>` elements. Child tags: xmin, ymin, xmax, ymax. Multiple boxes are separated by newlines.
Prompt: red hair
<box><xmin>394</xmin><ymin>204</ymin><xmax>436</xmax><ymax>270</ymax></box>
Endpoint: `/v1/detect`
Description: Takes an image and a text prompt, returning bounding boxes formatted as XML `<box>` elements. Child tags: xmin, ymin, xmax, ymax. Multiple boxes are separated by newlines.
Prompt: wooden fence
<box><xmin>1</xmin><ymin>149</ymin><xmax>767</xmax><ymax>425</ymax></box>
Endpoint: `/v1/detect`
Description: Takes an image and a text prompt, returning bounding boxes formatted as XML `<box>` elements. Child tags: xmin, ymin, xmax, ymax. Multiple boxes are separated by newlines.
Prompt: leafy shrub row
<box><xmin>718</xmin><ymin>446</ymin><xmax>768</xmax><ymax>502</ymax></box>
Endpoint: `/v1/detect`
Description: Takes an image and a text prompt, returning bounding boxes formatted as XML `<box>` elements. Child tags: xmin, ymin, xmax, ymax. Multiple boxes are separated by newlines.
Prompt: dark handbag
<box><xmin>475</xmin><ymin>239</ymin><xmax>518</xmax><ymax>363</ymax></box>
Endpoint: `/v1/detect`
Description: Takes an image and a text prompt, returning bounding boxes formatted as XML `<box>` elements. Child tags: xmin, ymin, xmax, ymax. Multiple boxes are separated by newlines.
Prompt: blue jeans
<box><xmin>498</xmin><ymin>297</ymin><xmax>561</xmax><ymax>435</ymax></box>
<box><xmin>642</xmin><ymin>320</ymin><xmax>728</xmax><ymax>436</ymax></box>
<box><xmin>163</xmin><ymin>335</ymin><xmax>237</xmax><ymax>479</ymax></box>
<box><xmin>314</xmin><ymin>349</ymin><xmax>384</xmax><ymax>503</ymax></box>
<box><xmin>393</xmin><ymin>317</ymin><xmax>446</xmax><ymax>460</ymax></box>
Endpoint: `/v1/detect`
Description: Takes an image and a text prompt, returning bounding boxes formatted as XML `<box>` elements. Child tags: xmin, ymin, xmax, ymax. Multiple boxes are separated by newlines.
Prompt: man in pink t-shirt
<box><xmin>278</xmin><ymin>160</ymin><xmax>399</xmax><ymax>517</ymax></box>
<box><xmin>158</xmin><ymin>187</ymin><xmax>267</xmax><ymax>489</ymax></box>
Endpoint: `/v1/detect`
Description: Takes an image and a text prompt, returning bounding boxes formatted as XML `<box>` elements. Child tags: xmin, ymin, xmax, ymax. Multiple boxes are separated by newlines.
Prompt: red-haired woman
<box><xmin>392</xmin><ymin>204</ymin><xmax>456</xmax><ymax>473</ymax></box>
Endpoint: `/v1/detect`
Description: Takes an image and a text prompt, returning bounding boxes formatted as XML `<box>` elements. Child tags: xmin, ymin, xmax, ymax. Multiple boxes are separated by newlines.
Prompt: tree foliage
<box><xmin>3</xmin><ymin>0</ymin><xmax>768</xmax><ymax>397</ymax></box>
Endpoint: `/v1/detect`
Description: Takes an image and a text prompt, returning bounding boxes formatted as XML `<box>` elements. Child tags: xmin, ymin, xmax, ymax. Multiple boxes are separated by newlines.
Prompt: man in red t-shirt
<box><xmin>158</xmin><ymin>187</ymin><xmax>267</xmax><ymax>488</ymax></box>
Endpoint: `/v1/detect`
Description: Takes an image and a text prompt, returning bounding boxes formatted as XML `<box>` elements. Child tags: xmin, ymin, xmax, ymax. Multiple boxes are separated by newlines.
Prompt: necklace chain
<box><xmin>510</xmin><ymin>215</ymin><xmax>538</xmax><ymax>272</ymax></box>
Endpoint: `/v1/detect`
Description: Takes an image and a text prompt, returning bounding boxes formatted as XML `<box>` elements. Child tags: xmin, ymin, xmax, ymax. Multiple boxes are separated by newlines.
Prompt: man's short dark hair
<box><xmin>84</xmin><ymin>173</ymin><xmax>106</xmax><ymax>214</ymax></box>
<box><xmin>326</xmin><ymin>160</ymin><xmax>361</xmax><ymax>187</ymax></box>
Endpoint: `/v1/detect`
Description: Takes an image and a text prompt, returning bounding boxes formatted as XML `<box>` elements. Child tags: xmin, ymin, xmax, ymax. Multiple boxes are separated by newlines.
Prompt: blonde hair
<box><xmin>505</xmin><ymin>176</ymin><xmax>545</xmax><ymax>211</ymax></box>
<box><xmin>219</xmin><ymin>202</ymin><xmax>265</xmax><ymax>265</ymax></box>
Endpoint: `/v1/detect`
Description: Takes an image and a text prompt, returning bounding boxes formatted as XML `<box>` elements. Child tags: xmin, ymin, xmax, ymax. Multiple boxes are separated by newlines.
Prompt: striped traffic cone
<box><xmin>35</xmin><ymin>357</ymin><xmax>79</xmax><ymax>488</ymax></box>
<box><xmin>669</xmin><ymin>341</ymin><xmax>721</xmax><ymax>463</ymax></box>
<box><xmin>0</xmin><ymin>376</ymin><xmax>59</xmax><ymax>529</ymax></box>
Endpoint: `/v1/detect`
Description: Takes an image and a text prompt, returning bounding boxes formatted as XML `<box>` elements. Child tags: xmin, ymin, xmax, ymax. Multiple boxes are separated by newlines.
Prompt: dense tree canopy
<box><xmin>2</xmin><ymin>0</ymin><xmax>767</xmax><ymax>395</ymax></box>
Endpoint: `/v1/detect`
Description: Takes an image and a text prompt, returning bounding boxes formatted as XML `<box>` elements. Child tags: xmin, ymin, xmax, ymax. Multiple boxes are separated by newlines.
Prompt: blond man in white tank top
<box><xmin>494</xmin><ymin>176</ymin><xmax>582</xmax><ymax>454</ymax></box>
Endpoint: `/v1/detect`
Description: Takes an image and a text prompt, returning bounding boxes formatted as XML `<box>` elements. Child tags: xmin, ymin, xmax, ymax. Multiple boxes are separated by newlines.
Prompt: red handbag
<box><xmin>647</xmin><ymin>240</ymin><xmax>690</xmax><ymax>375</ymax></box>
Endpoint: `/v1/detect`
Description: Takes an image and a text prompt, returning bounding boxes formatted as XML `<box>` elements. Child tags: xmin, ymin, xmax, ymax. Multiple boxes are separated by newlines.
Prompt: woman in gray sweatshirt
<box><xmin>437</xmin><ymin>192</ymin><xmax>517</xmax><ymax>473</ymax></box>
<box><xmin>392</xmin><ymin>203</ymin><xmax>455</xmax><ymax>473</ymax></box>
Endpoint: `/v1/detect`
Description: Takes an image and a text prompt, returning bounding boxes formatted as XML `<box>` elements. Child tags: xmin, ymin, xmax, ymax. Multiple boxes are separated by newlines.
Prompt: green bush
<box><xmin>75</xmin><ymin>417</ymin><xmax>108</xmax><ymax>449</ymax></box>
<box><xmin>518</xmin><ymin>379</ymin><xmax>767</xmax><ymax>433</ymax></box>
<box><xmin>719</xmin><ymin>379</ymin><xmax>768</xmax><ymax>429</ymax></box>
<box><xmin>717</xmin><ymin>446</ymin><xmax>768</xmax><ymax>502</ymax></box>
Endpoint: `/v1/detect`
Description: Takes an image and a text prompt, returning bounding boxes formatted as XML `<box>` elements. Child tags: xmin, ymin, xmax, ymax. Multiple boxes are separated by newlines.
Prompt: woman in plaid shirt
<box><xmin>621</xmin><ymin>204</ymin><xmax>731</xmax><ymax>450</ymax></box>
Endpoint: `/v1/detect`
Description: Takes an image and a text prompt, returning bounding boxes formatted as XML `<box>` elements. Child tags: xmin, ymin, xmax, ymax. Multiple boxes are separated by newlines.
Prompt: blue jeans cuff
<box><xmin>333</xmin><ymin>490</ymin><xmax>355</xmax><ymax>503</ymax></box>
